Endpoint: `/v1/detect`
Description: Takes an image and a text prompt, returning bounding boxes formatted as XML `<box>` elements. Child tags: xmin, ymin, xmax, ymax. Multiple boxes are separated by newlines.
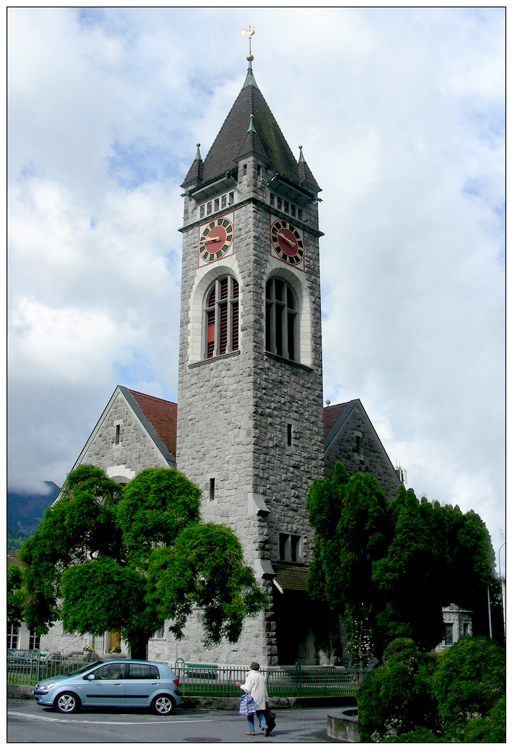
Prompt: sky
<box><xmin>8</xmin><ymin>7</ymin><xmax>505</xmax><ymax>561</ymax></box>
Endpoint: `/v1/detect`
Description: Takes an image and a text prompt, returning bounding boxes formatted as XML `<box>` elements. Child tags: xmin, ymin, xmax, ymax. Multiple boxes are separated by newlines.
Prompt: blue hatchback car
<box><xmin>33</xmin><ymin>659</ymin><xmax>182</xmax><ymax>715</ymax></box>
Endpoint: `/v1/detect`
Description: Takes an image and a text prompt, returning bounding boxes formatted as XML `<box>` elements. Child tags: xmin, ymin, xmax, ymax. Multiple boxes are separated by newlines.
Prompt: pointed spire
<box><xmin>243</xmin><ymin>59</ymin><xmax>259</xmax><ymax>89</ymax></box>
<box><xmin>181</xmin><ymin>143</ymin><xmax>204</xmax><ymax>188</ymax></box>
<box><xmin>297</xmin><ymin>145</ymin><xmax>321</xmax><ymax>194</ymax></box>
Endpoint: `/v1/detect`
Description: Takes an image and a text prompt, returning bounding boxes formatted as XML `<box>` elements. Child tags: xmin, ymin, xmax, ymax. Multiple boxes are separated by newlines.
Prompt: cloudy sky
<box><xmin>8</xmin><ymin>8</ymin><xmax>505</xmax><ymax>558</ymax></box>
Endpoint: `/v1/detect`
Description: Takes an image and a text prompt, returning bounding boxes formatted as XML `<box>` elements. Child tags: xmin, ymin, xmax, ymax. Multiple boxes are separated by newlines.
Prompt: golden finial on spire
<box><xmin>241</xmin><ymin>26</ymin><xmax>255</xmax><ymax>61</ymax></box>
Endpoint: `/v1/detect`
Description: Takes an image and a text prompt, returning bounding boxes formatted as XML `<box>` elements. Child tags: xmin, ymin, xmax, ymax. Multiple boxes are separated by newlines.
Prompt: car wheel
<box><xmin>55</xmin><ymin>692</ymin><xmax>80</xmax><ymax>714</ymax></box>
<box><xmin>152</xmin><ymin>694</ymin><xmax>175</xmax><ymax>716</ymax></box>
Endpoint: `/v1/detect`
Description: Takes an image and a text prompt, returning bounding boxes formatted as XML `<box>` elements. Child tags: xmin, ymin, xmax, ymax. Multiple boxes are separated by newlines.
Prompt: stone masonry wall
<box><xmin>325</xmin><ymin>403</ymin><xmax>400</xmax><ymax>499</ymax></box>
<box><xmin>176</xmin><ymin>155</ymin><xmax>324</xmax><ymax>664</ymax></box>
<box><xmin>79</xmin><ymin>390</ymin><xmax>169</xmax><ymax>479</ymax></box>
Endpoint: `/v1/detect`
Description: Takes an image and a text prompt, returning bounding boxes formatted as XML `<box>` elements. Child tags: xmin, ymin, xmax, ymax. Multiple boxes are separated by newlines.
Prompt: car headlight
<box><xmin>38</xmin><ymin>682</ymin><xmax>57</xmax><ymax>690</ymax></box>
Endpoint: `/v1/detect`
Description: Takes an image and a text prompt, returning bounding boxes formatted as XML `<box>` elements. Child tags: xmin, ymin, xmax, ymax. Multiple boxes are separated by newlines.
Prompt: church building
<box><xmin>40</xmin><ymin>52</ymin><xmax>400</xmax><ymax>666</ymax></box>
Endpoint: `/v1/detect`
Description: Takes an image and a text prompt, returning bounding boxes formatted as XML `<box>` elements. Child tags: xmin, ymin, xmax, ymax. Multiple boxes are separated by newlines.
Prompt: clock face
<box><xmin>270</xmin><ymin>218</ymin><xmax>304</xmax><ymax>267</ymax></box>
<box><xmin>198</xmin><ymin>214</ymin><xmax>234</xmax><ymax>265</ymax></box>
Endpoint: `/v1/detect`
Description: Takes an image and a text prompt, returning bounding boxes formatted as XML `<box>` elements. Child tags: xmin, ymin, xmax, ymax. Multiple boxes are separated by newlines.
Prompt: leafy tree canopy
<box><xmin>307</xmin><ymin>463</ymin><xmax>496</xmax><ymax>666</ymax></box>
<box><xmin>8</xmin><ymin>564</ymin><xmax>25</xmax><ymax>628</ymax></box>
<box><xmin>358</xmin><ymin>636</ymin><xmax>505</xmax><ymax>743</ymax></box>
<box><xmin>20</xmin><ymin>465</ymin><xmax>266</xmax><ymax>656</ymax></box>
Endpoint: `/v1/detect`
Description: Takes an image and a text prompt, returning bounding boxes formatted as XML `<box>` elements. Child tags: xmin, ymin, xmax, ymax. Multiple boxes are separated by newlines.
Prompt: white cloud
<box><xmin>8</xmin><ymin>7</ymin><xmax>504</xmax><ymax>554</ymax></box>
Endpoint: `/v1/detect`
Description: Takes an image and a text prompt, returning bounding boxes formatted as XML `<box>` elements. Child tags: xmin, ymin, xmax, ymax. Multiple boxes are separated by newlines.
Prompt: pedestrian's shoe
<box><xmin>263</xmin><ymin>726</ymin><xmax>269</xmax><ymax>737</ymax></box>
<box><xmin>246</xmin><ymin>732</ymin><xmax>255</xmax><ymax>735</ymax></box>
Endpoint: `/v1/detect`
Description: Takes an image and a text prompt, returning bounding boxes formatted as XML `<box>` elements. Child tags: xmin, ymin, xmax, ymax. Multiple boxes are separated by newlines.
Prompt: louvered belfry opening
<box><xmin>205</xmin><ymin>276</ymin><xmax>240</xmax><ymax>359</ymax></box>
<box><xmin>265</xmin><ymin>277</ymin><xmax>298</xmax><ymax>361</ymax></box>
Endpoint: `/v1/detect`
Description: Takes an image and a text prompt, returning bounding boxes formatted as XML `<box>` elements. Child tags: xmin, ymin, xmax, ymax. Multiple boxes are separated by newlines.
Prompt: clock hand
<box><xmin>277</xmin><ymin>232</ymin><xmax>296</xmax><ymax>248</ymax></box>
<box><xmin>204</xmin><ymin>236</ymin><xmax>221</xmax><ymax>243</ymax></box>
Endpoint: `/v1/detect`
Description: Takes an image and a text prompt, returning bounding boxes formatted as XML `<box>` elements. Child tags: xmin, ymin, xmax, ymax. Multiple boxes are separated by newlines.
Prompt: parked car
<box><xmin>8</xmin><ymin>649</ymin><xmax>31</xmax><ymax>666</ymax></box>
<box><xmin>33</xmin><ymin>659</ymin><xmax>182</xmax><ymax>715</ymax></box>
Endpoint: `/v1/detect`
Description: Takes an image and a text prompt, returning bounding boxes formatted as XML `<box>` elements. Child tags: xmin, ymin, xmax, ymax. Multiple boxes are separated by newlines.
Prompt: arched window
<box><xmin>204</xmin><ymin>276</ymin><xmax>239</xmax><ymax>359</ymax></box>
<box><xmin>265</xmin><ymin>277</ymin><xmax>298</xmax><ymax>361</ymax></box>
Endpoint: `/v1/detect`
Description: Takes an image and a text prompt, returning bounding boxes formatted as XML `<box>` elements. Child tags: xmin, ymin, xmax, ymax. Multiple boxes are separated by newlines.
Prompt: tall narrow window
<box><xmin>204</xmin><ymin>276</ymin><xmax>240</xmax><ymax>359</ymax></box>
<box><xmin>115</xmin><ymin>424</ymin><xmax>120</xmax><ymax>444</ymax></box>
<box><xmin>209</xmin><ymin>478</ymin><xmax>215</xmax><ymax>502</ymax></box>
<box><xmin>29</xmin><ymin>629</ymin><xmax>41</xmax><ymax>650</ymax></box>
<box><xmin>265</xmin><ymin>277</ymin><xmax>298</xmax><ymax>362</ymax></box>
<box><xmin>287</xmin><ymin>423</ymin><xmax>293</xmax><ymax>447</ymax></box>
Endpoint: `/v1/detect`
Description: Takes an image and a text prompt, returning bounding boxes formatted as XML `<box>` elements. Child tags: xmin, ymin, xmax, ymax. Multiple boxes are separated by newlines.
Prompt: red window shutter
<box><xmin>232</xmin><ymin>301</ymin><xmax>239</xmax><ymax>351</ymax></box>
<box><xmin>207</xmin><ymin>309</ymin><xmax>215</xmax><ymax>358</ymax></box>
<box><xmin>219</xmin><ymin>303</ymin><xmax>228</xmax><ymax>354</ymax></box>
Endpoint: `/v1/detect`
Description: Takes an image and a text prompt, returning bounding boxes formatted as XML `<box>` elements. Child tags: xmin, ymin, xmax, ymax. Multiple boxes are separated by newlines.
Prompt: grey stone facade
<box><xmin>176</xmin><ymin>152</ymin><xmax>325</xmax><ymax>665</ymax></box>
<box><xmin>325</xmin><ymin>400</ymin><xmax>400</xmax><ymax>500</ymax></box>
<box><xmin>70</xmin><ymin>387</ymin><xmax>173</xmax><ymax>484</ymax></box>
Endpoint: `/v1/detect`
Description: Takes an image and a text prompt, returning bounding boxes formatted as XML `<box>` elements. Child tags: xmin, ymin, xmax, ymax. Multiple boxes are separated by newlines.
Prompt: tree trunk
<box><xmin>129</xmin><ymin>636</ymin><xmax>149</xmax><ymax>660</ymax></box>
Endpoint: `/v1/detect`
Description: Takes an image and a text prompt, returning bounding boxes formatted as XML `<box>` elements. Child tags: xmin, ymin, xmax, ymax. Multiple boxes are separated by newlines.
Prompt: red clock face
<box><xmin>270</xmin><ymin>219</ymin><xmax>304</xmax><ymax>266</ymax></box>
<box><xmin>199</xmin><ymin>215</ymin><xmax>234</xmax><ymax>264</ymax></box>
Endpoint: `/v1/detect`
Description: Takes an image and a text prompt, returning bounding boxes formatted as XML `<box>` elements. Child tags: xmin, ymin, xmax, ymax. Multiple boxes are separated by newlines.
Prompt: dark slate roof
<box><xmin>274</xmin><ymin>564</ymin><xmax>309</xmax><ymax>592</ymax></box>
<box><xmin>119</xmin><ymin>387</ymin><xmax>177</xmax><ymax>466</ymax></box>
<box><xmin>183</xmin><ymin>63</ymin><xmax>320</xmax><ymax>192</ymax></box>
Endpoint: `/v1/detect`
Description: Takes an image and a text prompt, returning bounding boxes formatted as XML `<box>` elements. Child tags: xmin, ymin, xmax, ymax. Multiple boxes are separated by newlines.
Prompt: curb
<box><xmin>9</xmin><ymin>684</ymin><xmax>357</xmax><ymax>711</ymax></box>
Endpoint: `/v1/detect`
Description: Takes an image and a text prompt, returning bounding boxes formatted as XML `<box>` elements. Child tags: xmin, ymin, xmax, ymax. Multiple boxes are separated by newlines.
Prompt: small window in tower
<box><xmin>445</xmin><ymin>624</ymin><xmax>454</xmax><ymax>645</ymax></box>
<box><xmin>284</xmin><ymin>201</ymin><xmax>289</xmax><ymax>213</ymax></box>
<box><xmin>291</xmin><ymin>204</ymin><xmax>296</xmax><ymax>218</ymax></box>
<box><xmin>257</xmin><ymin>164</ymin><xmax>261</xmax><ymax>177</ymax></box>
<box><xmin>243</xmin><ymin>164</ymin><xmax>247</xmax><ymax>176</ymax></box>
<box><xmin>228</xmin><ymin>192</ymin><xmax>234</xmax><ymax>205</ymax></box>
<box><xmin>221</xmin><ymin>194</ymin><xmax>227</xmax><ymax>208</ymax></box>
<box><xmin>270</xmin><ymin>193</ymin><xmax>275</xmax><ymax>206</ymax></box>
<box><xmin>200</xmin><ymin>204</ymin><xmax>205</xmax><ymax>218</ymax></box>
<box><xmin>209</xmin><ymin>478</ymin><xmax>215</xmax><ymax>502</ymax></box>
<box><xmin>214</xmin><ymin>198</ymin><xmax>219</xmax><ymax>212</ymax></box>
<box><xmin>207</xmin><ymin>201</ymin><xmax>212</xmax><ymax>215</ymax></box>
<box><xmin>277</xmin><ymin>197</ymin><xmax>282</xmax><ymax>211</ymax></box>
<box><xmin>115</xmin><ymin>424</ymin><xmax>120</xmax><ymax>445</ymax></box>
<box><xmin>297</xmin><ymin>208</ymin><xmax>303</xmax><ymax>221</ymax></box>
<box><xmin>290</xmin><ymin>535</ymin><xmax>301</xmax><ymax>563</ymax></box>
<box><xmin>287</xmin><ymin>423</ymin><xmax>293</xmax><ymax>447</ymax></box>
<box><xmin>279</xmin><ymin>533</ymin><xmax>302</xmax><ymax>563</ymax></box>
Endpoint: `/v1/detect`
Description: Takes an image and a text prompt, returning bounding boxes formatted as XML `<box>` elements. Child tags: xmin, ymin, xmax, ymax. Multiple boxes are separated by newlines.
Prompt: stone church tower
<box><xmin>176</xmin><ymin>56</ymin><xmax>325</xmax><ymax>665</ymax></box>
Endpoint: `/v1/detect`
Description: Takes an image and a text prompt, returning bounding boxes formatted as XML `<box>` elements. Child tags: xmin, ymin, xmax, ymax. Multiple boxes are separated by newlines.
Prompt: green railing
<box><xmin>174</xmin><ymin>659</ymin><xmax>369</xmax><ymax>697</ymax></box>
<box><xmin>8</xmin><ymin>651</ymin><xmax>369</xmax><ymax>697</ymax></box>
<box><xmin>7</xmin><ymin>649</ymin><xmax>94</xmax><ymax>686</ymax></box>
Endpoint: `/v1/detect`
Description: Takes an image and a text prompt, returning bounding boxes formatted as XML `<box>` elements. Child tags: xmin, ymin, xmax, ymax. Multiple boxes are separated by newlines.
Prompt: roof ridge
<box><xmin>127</xmin><ymin>388</ymin><xmax>177</xmax><ymax>406</ymax></box>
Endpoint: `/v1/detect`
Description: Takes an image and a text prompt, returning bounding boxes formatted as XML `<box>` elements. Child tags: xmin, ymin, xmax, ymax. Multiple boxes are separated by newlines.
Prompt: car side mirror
<box><xmin>85</xmin><ymin>674</ymin><xmax>96</xmax><ymax>680</ymax></box>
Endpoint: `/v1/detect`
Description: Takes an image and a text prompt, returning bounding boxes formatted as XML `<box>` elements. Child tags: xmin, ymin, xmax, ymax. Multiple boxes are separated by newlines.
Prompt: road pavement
<box><xmin>7</xmin><ymin>698</ymin><xmax>344</xmax><ymax>743</ymax></box>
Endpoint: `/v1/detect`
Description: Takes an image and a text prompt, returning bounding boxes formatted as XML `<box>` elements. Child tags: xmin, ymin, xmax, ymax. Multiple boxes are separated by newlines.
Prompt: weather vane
<box><xmin>241</xmin><ymin>26</ymin><xmax>255</xmax><ymax>61</ymax></box>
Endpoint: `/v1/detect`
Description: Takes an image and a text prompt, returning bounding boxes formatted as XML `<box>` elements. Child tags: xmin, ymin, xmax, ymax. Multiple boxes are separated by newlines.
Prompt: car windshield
<box><xmin>68</xmin><ymin>661</ymin><xmax>104</xmax><ymax>676</ymax></box>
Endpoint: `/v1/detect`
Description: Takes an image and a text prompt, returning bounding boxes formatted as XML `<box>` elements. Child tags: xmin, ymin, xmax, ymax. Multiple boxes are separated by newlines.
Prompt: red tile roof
<box><xmin>323</xmin><ymin>402</ymin><xmax>350</xmax><ymax>437</ymax></box>
<box><xmin>128</xmin><ymin>390</ymin><xmax>177</xmax><ymax>460</ymax></box>
<box><xmin>125</xmin><ymin>390</ymin><xmax>349</xmax><ymax>460</ymax></box>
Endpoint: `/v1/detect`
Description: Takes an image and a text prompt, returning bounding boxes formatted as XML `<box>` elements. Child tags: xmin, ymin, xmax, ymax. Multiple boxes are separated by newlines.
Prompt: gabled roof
<box><xmin>183</xmin><ymin>62</ymin><xmax>320</xmax><ymax>192</ymax></box>
<box><xmin>323</xmin><ymin>400</ymin><xmax>357</xmax><ymax>442</ymax></box>
<box><xmin>119</xmin><ymin>386</ymin><xmax>177</xmax><ymax>464</ymax></box>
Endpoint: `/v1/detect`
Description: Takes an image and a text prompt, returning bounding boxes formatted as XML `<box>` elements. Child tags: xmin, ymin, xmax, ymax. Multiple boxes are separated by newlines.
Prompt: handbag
<box><xmin>264</xmin><ymin>707</ymin><xmax>276</xmax><ymax>733</ymax></box>
<box><xmin>239</xmin><ymin>692</ymin><xmax>256</xmax><ymax>716</ymax></box>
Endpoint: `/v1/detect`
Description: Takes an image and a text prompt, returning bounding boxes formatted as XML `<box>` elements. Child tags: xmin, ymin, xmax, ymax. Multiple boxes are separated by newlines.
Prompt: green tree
<box><xmin>7</xmin><ymin>564</ymin><xmax>25</xmax><ymax>628</ymax></box>
<box><xmin>432</xmin><ymin>636</ymin><xmax>506</xmax><ymax>742</ymax></box>
<box><xmin>358</xmin><ymin>636</ymin><xmax>505</xmax><ymax>743</ymax></box>
<box><xmin>20</xmin><ymin>465</ymin><xmax>266</xmax><ymax>657</ymax></box>
<box><xmin>358</xmin><ymin>638</ymin><xmax>440</xmax><ymax>742</ymax></box>
<box><xmin>307</xmin><ymin>463</ymin><xmax>496</xmax><ymax>666</ymax></box>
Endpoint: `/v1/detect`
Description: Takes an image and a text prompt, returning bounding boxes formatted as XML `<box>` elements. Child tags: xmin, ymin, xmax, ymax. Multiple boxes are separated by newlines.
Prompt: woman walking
<box><xmin>236</xmin><ymin>662</ymin><xmax>270</xmax><ymax>736</ymax></box>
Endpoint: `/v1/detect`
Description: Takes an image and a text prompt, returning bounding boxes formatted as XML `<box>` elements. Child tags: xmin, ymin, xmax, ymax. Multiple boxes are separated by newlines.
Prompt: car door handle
<box><xmin>114</xmin><ymin>683</ymin><xmax>122</xmax><ymax>686</ymax></box>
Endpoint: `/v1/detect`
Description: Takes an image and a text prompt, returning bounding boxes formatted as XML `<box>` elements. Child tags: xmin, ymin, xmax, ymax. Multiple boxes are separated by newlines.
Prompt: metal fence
<box><xmin>173</xmin><ymin>659</ymin><xmax>370</xmax><ymax>697</ymax></box>
<box><xmin>8</xmin><ymin>650</ymin><xmax>370</xmax><ymax>697</ymax></box>
<box><xmin>7</xmin><ymin>649</ymin><xmax>97</xmax><ymax>686</ymax></box>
